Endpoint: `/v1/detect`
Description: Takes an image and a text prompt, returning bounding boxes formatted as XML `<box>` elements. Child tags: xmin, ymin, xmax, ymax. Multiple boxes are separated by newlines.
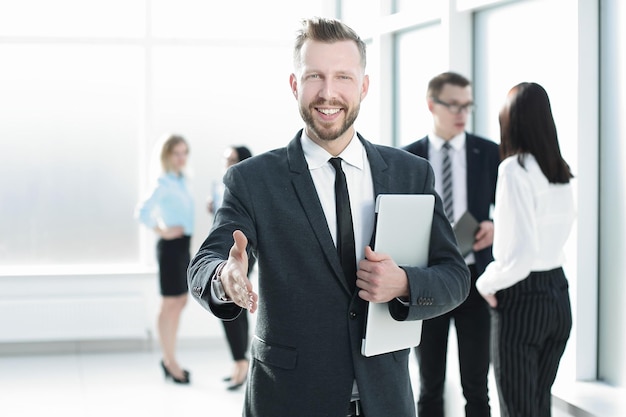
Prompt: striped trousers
<box><xmin>490</xmin><ymin>267</ymin><xmax>572</xmax><ymax>417</ymax></box>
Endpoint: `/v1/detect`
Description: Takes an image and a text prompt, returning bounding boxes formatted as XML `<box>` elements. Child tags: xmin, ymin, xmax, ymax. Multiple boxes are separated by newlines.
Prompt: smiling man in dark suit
<box><xmin>403</xmin><ymin>72</ymin><xmax>500</xmax><ymax>417</ymax></box>
<box><xmin>188</xmin><ymin>19</ymin><xmax>469</xmax><ymax>417</ymax></box>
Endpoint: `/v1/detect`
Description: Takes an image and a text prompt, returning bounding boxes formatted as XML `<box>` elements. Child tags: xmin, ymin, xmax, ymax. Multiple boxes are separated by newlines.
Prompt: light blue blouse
<box><xmin>135</xmin><ymin>172</ymin><xmax>194</xmax><ymax>236</ymax></box>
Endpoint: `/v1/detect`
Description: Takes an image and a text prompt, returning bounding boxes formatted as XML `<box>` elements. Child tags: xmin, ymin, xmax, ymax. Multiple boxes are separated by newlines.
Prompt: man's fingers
<box><xmin>364</xmin><ymin>245</ymin><xmax>391</xmax><ymax>262</ymax></box>
<box><xmin>364</xmin><ymin>246</ymin><xmax>381</xmax><ymax>261</ymax></box>
<box><xmin>226</xmin><ymin>230</ymin><xmax>256</xmax><ymax>311</ymax></box>
<box><xmin>231</xmin><ymin>278</ymin><xmax>251</xmax><ymax>304</ymax></box>
<box><xmin>230</xmin><ymin>230</ymin><xmax>249</xmax><ymax>260</ymax></box>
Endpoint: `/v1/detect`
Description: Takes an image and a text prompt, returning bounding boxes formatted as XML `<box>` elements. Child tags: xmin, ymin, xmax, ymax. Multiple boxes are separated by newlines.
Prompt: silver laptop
<box><xmin>361</xmin><ymin>194</ymin><xmax>434</xmax><ymax>357</ymax></box>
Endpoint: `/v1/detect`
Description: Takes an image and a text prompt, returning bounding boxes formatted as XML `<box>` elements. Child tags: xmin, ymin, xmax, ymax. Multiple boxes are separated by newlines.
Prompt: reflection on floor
<box><xmin>0</xmin><ymin>333</ymin><xmax>571</xmax><ymax>417</ymax></box>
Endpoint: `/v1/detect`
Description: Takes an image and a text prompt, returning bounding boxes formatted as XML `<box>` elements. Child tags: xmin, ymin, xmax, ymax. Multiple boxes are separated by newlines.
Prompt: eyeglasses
<box><xmin>433</xmin><ymin>98</ymin><xmax>475</xmax><ymax>114</ymax></box>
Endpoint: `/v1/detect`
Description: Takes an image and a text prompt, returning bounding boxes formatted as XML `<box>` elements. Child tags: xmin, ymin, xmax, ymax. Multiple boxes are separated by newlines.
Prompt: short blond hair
<box><xmin>293</xmin><ymin>17</ymin><xmax>366</xmax><ymax>71</ymax></box>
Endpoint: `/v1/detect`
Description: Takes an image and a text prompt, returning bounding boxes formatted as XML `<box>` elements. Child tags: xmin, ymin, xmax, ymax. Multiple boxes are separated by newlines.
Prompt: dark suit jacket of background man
<box><xmin>403</xmin><ymin>133</ymin><xmax>499</xmax><ymax>274</ymax></box>
<box><xmin>188</xmin><ymin>130</ymin><xmax>470</xmax><ymax>417</ymax></box>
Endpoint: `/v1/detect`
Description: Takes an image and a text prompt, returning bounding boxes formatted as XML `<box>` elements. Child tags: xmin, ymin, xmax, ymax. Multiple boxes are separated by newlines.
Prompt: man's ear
<box><xmin>360</xmin><ymin>74</ymin><xmax>370</xmax><ymax>100</ymax></box>
<box><xmin>427</xmin><ymin>98</ymin><xmax>435</xmax><ymax>113</ymax></box>
<box><xmin>289</xmin><ymin>73</ymin><xmax>298</xmax><ymax>99</ymax></box>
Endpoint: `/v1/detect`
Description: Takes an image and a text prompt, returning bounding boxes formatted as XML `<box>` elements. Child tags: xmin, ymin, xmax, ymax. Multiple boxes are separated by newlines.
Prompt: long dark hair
<box><xmin>499</xmin><ymin>82</ymin><xmax>573</xmax><ymax>183</ymax></box>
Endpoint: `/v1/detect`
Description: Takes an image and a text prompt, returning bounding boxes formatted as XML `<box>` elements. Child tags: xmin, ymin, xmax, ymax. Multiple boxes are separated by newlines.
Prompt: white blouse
<box><xmin>476</xmin><ymin>153</ymin><xmax>575</xmax><ymax>295</ymax></box>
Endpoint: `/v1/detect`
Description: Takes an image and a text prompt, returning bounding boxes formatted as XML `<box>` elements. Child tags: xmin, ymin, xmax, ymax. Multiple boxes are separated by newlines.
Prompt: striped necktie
<box><xmin>441</xmin><ymin>142</ymin><xmax>454</xmax><ymax>223</ymax></box>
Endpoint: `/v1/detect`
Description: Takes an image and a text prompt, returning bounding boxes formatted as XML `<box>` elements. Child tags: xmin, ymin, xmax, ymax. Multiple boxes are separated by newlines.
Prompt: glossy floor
<box><xmin>0</xmin><ymin>337</ymin><xmax>570</xmax><ymax>417</ymax></box>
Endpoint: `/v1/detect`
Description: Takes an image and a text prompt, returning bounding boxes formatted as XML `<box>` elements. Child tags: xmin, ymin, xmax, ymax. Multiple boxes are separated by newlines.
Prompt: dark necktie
<box><xmin>329</xmin><ymin>157</ymin><xmax>357</xmax><ymax>292</ymax></box>
<box><xmin>441</xmin><ymin>142</ymin><xmax>454</xmax><ymax>223</ymax></box>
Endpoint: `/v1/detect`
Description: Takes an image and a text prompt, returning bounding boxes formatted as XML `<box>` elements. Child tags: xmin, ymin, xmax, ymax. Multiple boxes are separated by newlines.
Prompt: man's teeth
<box><xmin>319</xmin><ymin>108</ymin><xmax>340</xmax><ymax>115</ymax></box>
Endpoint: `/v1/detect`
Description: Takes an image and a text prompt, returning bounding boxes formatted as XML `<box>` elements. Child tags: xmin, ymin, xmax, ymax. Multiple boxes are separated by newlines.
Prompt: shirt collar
<box><xmin>301</xmin><ymin>130</ymin><xmax>364</xmax><ymax>171</ymax></box>
<box><xmin>164</xmin><ymin>171</ymin><xmax>184</xmax><ymax>180</ymax></box>
<box><xmin>428</xmin><ymin>131</ymin><xmax>466</xmax><ymax>152</ymax></box>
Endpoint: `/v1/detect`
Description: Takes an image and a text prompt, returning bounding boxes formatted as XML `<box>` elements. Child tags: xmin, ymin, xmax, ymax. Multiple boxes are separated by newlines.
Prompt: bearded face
<box><xmin>299</xmin><ymin>98</ymin><xmax>361</xmax><ymax>143</ymax></box>
<box><xmin>290</xmin><ymin>39</ymin><xmax>369</xmax><ymax>149</ymax></box>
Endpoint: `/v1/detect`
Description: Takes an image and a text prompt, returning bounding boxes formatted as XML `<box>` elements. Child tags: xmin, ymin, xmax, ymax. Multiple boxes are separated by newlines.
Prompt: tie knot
<box><xmin>329</xmin><ymin>157</ymin><xmax>343</xmax><ymax>171</ymax></box>
<box><xmin>442</xmin><ymin>142</ymin><xmax>451</xmax><ymax>150</ymax></box>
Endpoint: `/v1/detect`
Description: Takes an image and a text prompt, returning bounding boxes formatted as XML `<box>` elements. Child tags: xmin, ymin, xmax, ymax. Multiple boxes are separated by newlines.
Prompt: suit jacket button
<box><xmin>349</xmin><ymin>311</ymin><xmax>357</xmax><ymax>320</ymax></box>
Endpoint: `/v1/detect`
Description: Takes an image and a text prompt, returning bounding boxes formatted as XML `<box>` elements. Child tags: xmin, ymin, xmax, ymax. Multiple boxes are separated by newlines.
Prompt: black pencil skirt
<box><xmin>156</xmin><ymin>235</ymin><xmax>191</xmax><ymax>296</ymax></box>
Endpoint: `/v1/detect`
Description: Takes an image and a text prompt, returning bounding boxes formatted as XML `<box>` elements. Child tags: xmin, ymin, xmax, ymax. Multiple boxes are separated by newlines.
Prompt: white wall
<box><xmin>0</xmin><ymin>266</ymin><xmax>260</xmax><ymax>346</ymax></box>
<box><xmin>0</xmin><ymin>269</ymin><xmax>163</xmax><ymax>343</ymax></box>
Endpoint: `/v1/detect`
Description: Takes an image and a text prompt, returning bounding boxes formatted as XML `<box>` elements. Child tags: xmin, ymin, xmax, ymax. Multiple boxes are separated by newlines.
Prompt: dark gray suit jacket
<box><xmin>189</xmin><ymin>131</ymin><xmax>470</xmax><ymax>417</ymax></box>
<box><xmin>403</xmin><ymin>134</ymin><xmax>500</xmax><ymax>274</ymax></box>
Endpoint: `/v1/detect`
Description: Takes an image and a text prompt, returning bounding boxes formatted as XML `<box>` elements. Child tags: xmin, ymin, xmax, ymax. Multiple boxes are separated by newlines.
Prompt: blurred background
<box><xmin>0</xmin><ymin>0</ymin><xmax>624</xmax><ymax>415</ymax></box>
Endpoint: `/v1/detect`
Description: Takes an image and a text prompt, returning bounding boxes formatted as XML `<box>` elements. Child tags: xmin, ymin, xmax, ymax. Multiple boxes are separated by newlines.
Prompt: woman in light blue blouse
<box><xmin>136</xmin><ymin>134</ymin><xmax>194</xmax><ymax>384</ymax></box>
<box><xmin>476</xmin><ymin>83</ymin><xmax>575</xmax><ymax>417</ymax></box>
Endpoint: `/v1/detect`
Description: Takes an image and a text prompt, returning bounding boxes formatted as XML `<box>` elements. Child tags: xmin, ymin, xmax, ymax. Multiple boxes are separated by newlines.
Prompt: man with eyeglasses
<box><xmin>403</xmin><ymin>72</ymin><xmax>500</xmax><ymax>417</ymax></box>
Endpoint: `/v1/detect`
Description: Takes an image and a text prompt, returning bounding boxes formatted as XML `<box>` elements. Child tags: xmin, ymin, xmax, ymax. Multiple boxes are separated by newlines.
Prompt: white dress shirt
<box><xmin>302</xmin><ymin>131</ymin><xmax>375</xmax><ymax>264</ymax></box>
<box><xmin>301</xmin><ymin>131</ymin><xmax>375</xmax><ymax>401</ymax></box>
<box><xmin>476</xmin><ymin>154</ymin><xmax>575</xmax><ymax>295</ymax></box>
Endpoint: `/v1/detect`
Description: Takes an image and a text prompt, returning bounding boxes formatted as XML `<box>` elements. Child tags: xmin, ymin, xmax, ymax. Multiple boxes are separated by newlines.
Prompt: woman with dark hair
<box><xmin>136</xmin><ymin>134</ymin><xmax>193</xmax><ymax>384</ymax></box>
<box><xmin>476</xmin><ymin>83</ymin><xmax>575</xmax><ymax>417</ymax></box>
<box><xmin>207</xmin><ymin>145</ymin><xmax>254</xmax><ymax>390</ymax></box>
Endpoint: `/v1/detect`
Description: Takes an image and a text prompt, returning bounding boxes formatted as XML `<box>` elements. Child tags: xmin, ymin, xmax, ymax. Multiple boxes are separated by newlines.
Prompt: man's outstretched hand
<box><xmin>221</xmin><ymin>230</ymin><xmax>258</xmax><ymax>313</ymax></box>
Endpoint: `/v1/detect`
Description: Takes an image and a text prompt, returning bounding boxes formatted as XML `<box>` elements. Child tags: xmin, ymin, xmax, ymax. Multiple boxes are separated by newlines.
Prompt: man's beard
<box><xmin>299</xmin><ymin>100</ymin><xmax>360</xmax><ymax>142</ymax></box>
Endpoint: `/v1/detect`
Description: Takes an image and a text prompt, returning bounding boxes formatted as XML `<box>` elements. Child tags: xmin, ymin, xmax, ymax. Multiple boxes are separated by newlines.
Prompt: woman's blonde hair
<box><xmin>160</xmin><ymin>134</ymin><xmax>188</xmax><ymax>173</ymax></box>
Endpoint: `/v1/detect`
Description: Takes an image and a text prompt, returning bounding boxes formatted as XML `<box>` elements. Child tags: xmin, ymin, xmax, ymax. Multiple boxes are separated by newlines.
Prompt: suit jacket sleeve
<box><xmin>187</xmin><ymin>165</ymin><xmax>256</xmax><ymax>321</ymax></box>
<box><xmin>381</xmin><ymin>147</ymin><xmax>470</xmax><ymax>322</ymax></box>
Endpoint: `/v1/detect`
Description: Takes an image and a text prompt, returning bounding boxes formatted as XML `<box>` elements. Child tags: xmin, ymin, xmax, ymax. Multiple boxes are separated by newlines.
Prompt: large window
<box><xmin>0</xmin><ymin>1</ymin><xmax>330</xmax><ymax>270</ymax></box>
<box><xmin>474</xmin><ymin>0</ymin><xmax>588</xmax><ymax>383</ymax></box>
<box><xmin>0</xmin><ymin>44</ymin><xmax>145</xmax><ymax>266</ymax></box>
<box><xmin>394</xmin><ymin>25</ymin><xmax>445</xmax><ymax>147</ymax></box>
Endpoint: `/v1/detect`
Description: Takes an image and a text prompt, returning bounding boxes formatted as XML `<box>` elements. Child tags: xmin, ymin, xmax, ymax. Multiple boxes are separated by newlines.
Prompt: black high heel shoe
<box><xmin>160</xmin><ymin>360</ymin><xmax>190</xmax><ymax>384</ymax></box>
<box><xmin>225</xmin><ymin>360</ymin><xmax>248</xmax><ymax>390</ymax></box>
<box><xmin>226</xmin><ymin>375</ymin><xmax>246</xmax><ymax>391</ymax></box>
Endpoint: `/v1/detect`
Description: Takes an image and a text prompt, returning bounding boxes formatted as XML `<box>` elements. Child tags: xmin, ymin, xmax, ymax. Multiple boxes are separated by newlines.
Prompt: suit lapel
<box><xmin>416</xmin><ymin>136</ymin><xmax>429</xmax><ymax>159</ymax></box>
<box><xmin>465</xmin><ymin>134</ymin><xmax>480</xmax><ymax>214</ymax></box>
<box><xmin>360</xmin><ymin>135</ymin><xmax>391</xmax><ymax>248</ymax></box>
<box><xmin>360</xmin><ymin>134</ymin><xmax>390</xmax><ymax>197</ymax></box>
<box><xmin>286</xmin><ymin>132</ymin><xmax>353</xmax><ymax>295</ymax></box>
